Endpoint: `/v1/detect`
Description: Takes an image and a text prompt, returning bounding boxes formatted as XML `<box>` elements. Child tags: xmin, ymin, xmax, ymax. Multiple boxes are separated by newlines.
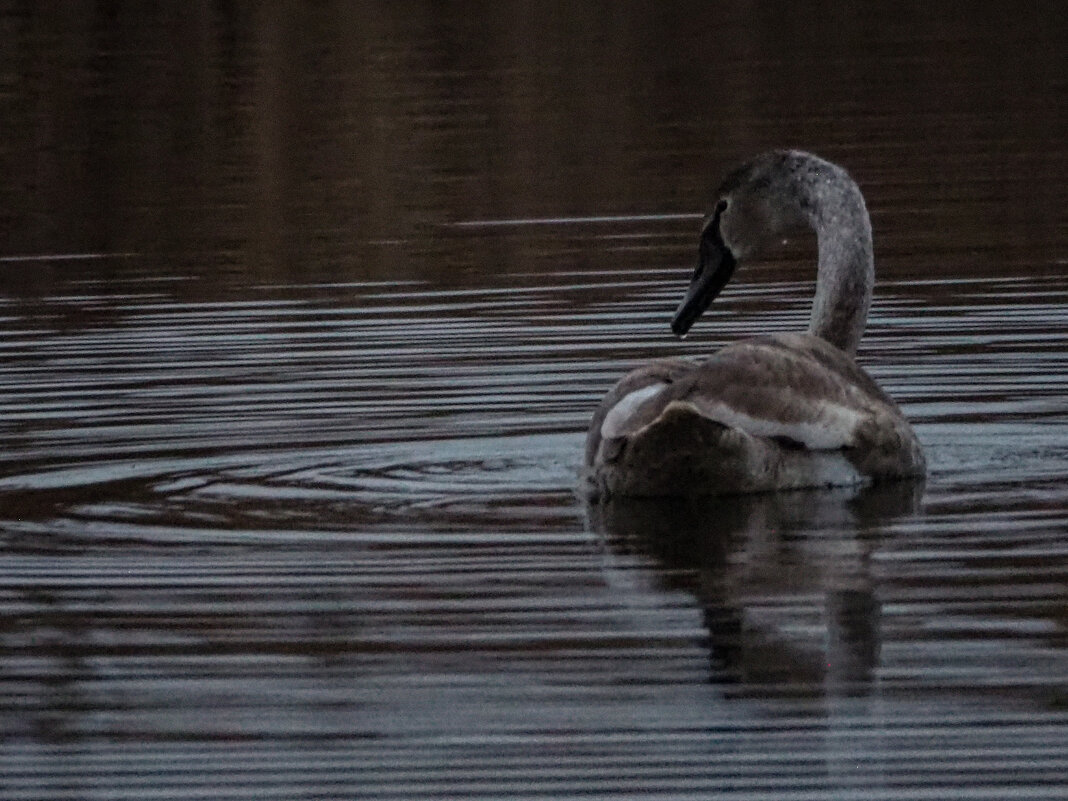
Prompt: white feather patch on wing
<box><xmin>695</xmin><ymin>399</ymin><xmax>863</xmax><ymax>450</ymax></box>
<box><xmin>806</xmin><ymin>452</ymin><xmax>865</xmax><ymax>486</ymax></box>
<box><xmin>601</xmin><ymin>383</ymin><xmax>667</xmax><ymax>440</ymax></box>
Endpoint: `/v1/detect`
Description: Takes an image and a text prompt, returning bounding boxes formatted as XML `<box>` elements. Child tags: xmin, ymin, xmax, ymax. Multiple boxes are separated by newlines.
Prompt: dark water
<box><xmin>2</xmin><ymin>4</ymin><xmax>1066</xmax><ymax>800</ymax></box>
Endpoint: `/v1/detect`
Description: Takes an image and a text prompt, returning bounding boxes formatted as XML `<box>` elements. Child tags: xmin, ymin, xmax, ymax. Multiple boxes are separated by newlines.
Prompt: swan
<box><xmin>584</xmin><ymin>150</ymin><xmax>925</xmax><ymax>497</ymax></box>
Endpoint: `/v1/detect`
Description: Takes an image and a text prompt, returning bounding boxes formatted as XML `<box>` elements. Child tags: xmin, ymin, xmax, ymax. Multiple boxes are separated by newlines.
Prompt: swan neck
<box><xmin>804</xmin><ymin>168</ymin><xmax>874</xmax><ymax>356</ymax></box>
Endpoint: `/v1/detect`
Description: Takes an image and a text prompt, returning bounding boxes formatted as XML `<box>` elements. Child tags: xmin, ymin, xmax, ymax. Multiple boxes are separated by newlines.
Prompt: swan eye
<box><xmin>715</xmin><ymin>198</ymin><xmax>729</xmax><ymax>215</ymax></box>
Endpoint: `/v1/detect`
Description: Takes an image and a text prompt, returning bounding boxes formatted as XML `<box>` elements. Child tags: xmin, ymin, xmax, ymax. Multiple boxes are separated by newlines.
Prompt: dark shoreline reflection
<box><xmin>588</xmin><ymin>481</ymin><xmax>924</xmax><ymax>697</ymax></box>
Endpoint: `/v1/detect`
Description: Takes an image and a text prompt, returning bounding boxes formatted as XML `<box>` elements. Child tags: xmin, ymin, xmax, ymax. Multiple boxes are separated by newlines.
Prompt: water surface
<box><xmin>1</xmin><ymin>4</ymin><xmax>1066</xmax><ymax>800</ymax></box>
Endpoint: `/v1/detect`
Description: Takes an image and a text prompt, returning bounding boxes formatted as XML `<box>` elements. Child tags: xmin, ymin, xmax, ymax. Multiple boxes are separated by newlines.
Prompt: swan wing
<box><xmin>590</xmin><ymin>334</ymin><xmax>893</xmax><ymax>462</ymax></box>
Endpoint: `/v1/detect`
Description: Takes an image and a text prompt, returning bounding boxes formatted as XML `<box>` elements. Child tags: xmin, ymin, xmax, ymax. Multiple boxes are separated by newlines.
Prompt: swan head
<box><xmin>671</xmin><ymin>151</ymin><xmax>816</xmax><ymax>337</ymax></box>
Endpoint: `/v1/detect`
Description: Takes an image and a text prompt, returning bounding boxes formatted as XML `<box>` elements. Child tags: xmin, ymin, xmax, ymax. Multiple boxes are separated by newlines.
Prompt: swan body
<box><xmin>584</xmin><ymin>151</ymin><xmax>925</xmax><ymax>498</ymax></box>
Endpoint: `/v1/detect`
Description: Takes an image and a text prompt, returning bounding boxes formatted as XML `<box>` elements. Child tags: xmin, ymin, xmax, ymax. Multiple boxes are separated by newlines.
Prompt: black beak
<box><xmin>670</xmin><ymin>235</ymin><xmax>737</xmax><ymax>337</ymax></box>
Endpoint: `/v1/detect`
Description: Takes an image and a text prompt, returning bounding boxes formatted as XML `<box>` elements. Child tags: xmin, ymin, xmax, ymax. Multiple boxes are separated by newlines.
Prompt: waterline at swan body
<box><xmin>584</xmin><ymin>151</ymin><xmax>925</xmax><ymax>498</ymax></box>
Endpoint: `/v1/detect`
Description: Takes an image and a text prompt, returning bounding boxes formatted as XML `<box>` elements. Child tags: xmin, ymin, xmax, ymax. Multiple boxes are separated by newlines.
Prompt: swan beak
<box><xmin>671</xmin><ymin>240</ymin><xmax>737</xmax><ymax>337</ymax></box>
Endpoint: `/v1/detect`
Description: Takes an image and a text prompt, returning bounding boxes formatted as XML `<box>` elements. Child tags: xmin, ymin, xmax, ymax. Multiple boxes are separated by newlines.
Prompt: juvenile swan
<box><xmin>584</xmin><ymin>150</ymin><xmax>925</xmax><ymax>497</ymax></box>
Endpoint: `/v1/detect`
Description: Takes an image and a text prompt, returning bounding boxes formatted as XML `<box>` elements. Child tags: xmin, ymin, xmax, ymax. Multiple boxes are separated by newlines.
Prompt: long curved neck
<box><xmin>794</xmin><ymin>158</ymin><xmax>874</xmax><ymax>356</ymax></box>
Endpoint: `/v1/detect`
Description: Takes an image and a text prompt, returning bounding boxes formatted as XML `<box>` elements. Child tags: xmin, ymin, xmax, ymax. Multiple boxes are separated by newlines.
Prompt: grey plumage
<box><xmin>584</xmin><ymin>151</ymin><xmax>925</xmax><ymax>498</ymax></box>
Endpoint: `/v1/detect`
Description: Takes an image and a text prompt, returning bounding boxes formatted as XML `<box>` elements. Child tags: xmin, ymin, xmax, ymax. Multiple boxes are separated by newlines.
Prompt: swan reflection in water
<box><xmin>588</xmin><ymin>481</ymin><xmax>924</xmax><ymax>697</ymax></box>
